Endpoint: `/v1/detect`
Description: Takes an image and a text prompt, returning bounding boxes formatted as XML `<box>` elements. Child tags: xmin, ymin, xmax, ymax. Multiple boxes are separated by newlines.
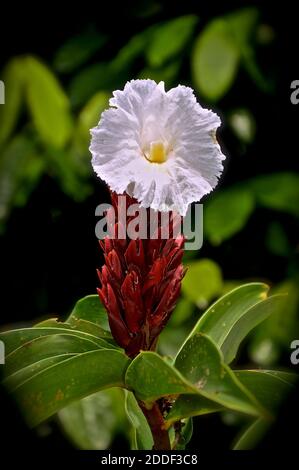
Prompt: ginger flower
<box><xmin>90</xmin><ymin>79</ymin><xmax>225</xmax><ymax>216</ymax></box>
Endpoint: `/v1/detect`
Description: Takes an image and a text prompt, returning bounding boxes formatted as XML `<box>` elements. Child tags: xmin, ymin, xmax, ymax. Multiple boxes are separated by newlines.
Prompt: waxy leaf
<box><xmin>68</xmin><ymin>294</ymin><xmax>110</xmax><ymax>331</ymax></box>
<box><xmin>10</xmin><ymin>349</ymin><xmax>130</xmax><ymax>427</ymax></box>
<box><xmin>126</xmin><ymin>335</ymin><xmax>262</xmax><ymax>419</ymax></box>
<box><xmin>0</xmin><ymin>326</ymin><xmax>113</xmax><ymax>356</ymax></box>
<box><xmin>125</xmin><ymin>351</ymin><xmax>195</xmax><ymax>403</ymax></box>
<box><xmin>178</xmin><ymin>283</ymin><xmax>281</xmax><ymax>364</ymax></box>
<box><xmin>4</xmin><ymin>333</ymin><xmax>106</xmax><ymax>377</ymax></box>
<box><xmin>125</xmin><ymin>391</ymin><xmax>153</xmax><ymax>450</ymax></box>
<box><xmin>165</xmin><ymin>394</ymin><xmax>222</xmax><ymax>425</ymax></box>
<box><xmin>174</xmin><ymin>334</ymin><xmax>263</xmax><ymax>417</ymax></box>
<box><xmin>36</xmin><ymin>317</ymin><xmax>113</xmax><ymax>341</ymax></box>
<box><xmin>167</xmin><ymin>368</ymin><xmax>296</xmax><ymax>426</ymax></box>
<box><xmin>4</xmin><ymin>353</ymin><xmax>77</xmax><ymax>391</ymax></box>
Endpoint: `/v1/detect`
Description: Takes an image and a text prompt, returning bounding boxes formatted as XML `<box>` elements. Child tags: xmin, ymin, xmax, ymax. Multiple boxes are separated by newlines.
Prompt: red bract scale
<box><xmin>97</xmin><ymin>192</ymin><xmax>186</xmax><ymax>358</ymax></box>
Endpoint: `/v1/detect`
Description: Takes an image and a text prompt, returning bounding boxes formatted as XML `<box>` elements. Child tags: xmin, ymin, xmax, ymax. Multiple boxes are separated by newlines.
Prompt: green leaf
<box><xmin>169</xmin><ymin>298</ymin><xmax>194</xmax><ymax>327</ymax></box>
<box><xmin>36</xmin><ymin>318</ymin><xmax>113</xmax><ymax>341</ymax></box>
<box><xmin>233</xmin><ymin>418</ymin><xmax>270</xmax><ymax>450</ymax></box>
<box><xmin>158</xmin><ymin>325</ymin><xmax>190</xmax><ymax>358</ymax></box>
<box><xmin>112</xmin><ymin>29</ymin><xmax>152</xmax><ymax>71</ymax></box>
<box><xmin>168</xmin><ymin>348</ymin><xmax>295</xmax><ymax>427</ymax></box>
<box><xmin>4</xmin><ymin>353</ymin><xmax>78</xmax><ymax>391</ymax></box>
<box><xmin>24</xmin><ymin>56</ymin><xmax>73</xmax><ymax>147</ymax></box>
<box><xmin>225</xmin><ymin>8</ymin><xmax>270</xmax><ymax>93</ymax></box>
<box><xmin>235</xmin><ymin>369</ymin><xmax>297</xmax><ymax>412</ymax></box>
<box><xmin>69</xmin><ymin>63</ymin><xmax>113</xmax><ymax>108</ymax></box>
<box><xmin>146</xmin><ymin>15</ymin><xmax>198</xmax><ymax>67</ymax></box>
<box><xmin>43</xmin><ymin>146</ymin><xmax>91</xmax><ymax>202</ymax></box>
<box><xmin>174</xmin><ymin>334</ymin><xmax>263</xmax><ymax>417</ymax></box>
<box><xmin>125</xmin><ymin>351</ymin><xmax>195</xmax><ymax>403</ymax></box>
<box><xmin>241</xmin><ymin>44</ymin><xmax>272</xmax><ymax>93</ymax></box>
<box><xmin>8</xmin><ymin>349</ymin><xmax>130</xmax><ymax>427</ymax></box>
<box><xmin>67</xmin><ymin>294</ymin><xmax>110</xmax><ymax>331</ymax></box>
<box><xmin>139</xmin><ymin>61</ymin><xmax>180</xmax><ymax>88</ymax></box>
<box><xmin>54</xmin><ymin>30</ymin><xmax>107</xmax><ymax>73</ymax></box>
<box><xmin>249</xmin><ymin>280</ymin><xmax>299</xmax><ymax>366</ymax></box>
<box><xmin>0</xmin><ymin>326</ymin><xmax>114</xmax><ymax>356</ymax></box>
<box><xmin>0</xmin><ymin>58</ymin><xmax>25</xmax><ymax>146</ymax></box>
<box><xmin>192</xmin><ymin>18</ymin><xmax>240</xmax><ymax>101</ymax></box>
<box><xmin>126</xmin><ymin>336</ymin><xmax>262</xmax><ymax>419</ymax></box>
<box><xmin>179</xmin><ymin>283</ymin><xmax>282</xmax><ymax>364</ymax></box>
<box><xmin>220</xmin><ymin>295</ymin><xmax>283</xmax><ymax>364</ymax></box>
<box><xmin>67</xmin><ymin>319</ymin><xmax>113</xmax><ymax>340</ymax></box>
<box><xmin>165</xmin><ymin>394</ymin><xmax>222</xmax><ymax>425</ymax></box>
<box><xmin>69</xmin><ymin>29</ymin><xmax>151</xmax><ymax>107</ymax></box>
<box><xmin>58</xmin><ymin>388</ymin><xmax>127</xmax><ymax>449</ymax></box>
<box><xmin>75</xmin><ymin>92</ymin><xmax>109</xmax><ymax>151</ymax></box>
<box><xmin>174</xmin><ymin>418</ymin><xmax>193</xmax><ymax>450</ymax></box>
<box><xmin>182</xmin><ymin>259</ymin><xmax>223</xmax><ymax>308</ymax></box>
<box><xmin>226</xmin><ymin>8</ymin><xmax>259</xmax><ymax>46</ymax></box>
<box><xmin>125</xmin><ymin>391</ymin><xmax>153</xmax><ymax>450</ymax></box>
<box><xmin>204</xmin><ymin>187</ymin><xmax>255</xmax><ymax>245</ymax></box>
<box><xmin>249</xmin><ymin>172</ymin><xmax>299</xmax><ymax>217</ymax></box>
<box><xmin>233</xmin><ymin>369</ymin><xmax>297</xmax><ymax>449</ymax></box>
<box><xmin>36</xmin><ymin>295</ymin><xmax>113</xmax><ymax>341</ymax></box>
<box><xmin>4</xmin><ymin>332</ymin><xmax>109</xmax><ymax>378</ymax></box>
<box><xmin>167</xmin><ymin>370</ymin><xmax>290</xmax><ymax>428</ymax></box>
<box><xmin>227</xmin><ymin>8</ymin><xmax>271</xmax><ymax>92</ymax></box>
<box><xmin>158</xmin><ymin>298</ymin><xmax>194</xmax><ymax>357</ymax></box>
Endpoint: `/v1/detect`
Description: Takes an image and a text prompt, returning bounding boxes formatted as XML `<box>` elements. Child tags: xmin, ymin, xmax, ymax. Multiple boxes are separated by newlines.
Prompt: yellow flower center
<box><xmin>147</xmin><ymin>140</ymin><xmax>167</xmax><ymax>164</ymax></box>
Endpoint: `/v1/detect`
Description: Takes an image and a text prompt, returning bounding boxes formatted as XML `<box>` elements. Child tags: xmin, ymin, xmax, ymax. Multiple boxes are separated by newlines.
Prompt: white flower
<box><xmin>90</xmin><ymin>79</ymin><xmax>225</xmax><ymax>216</ymax></box>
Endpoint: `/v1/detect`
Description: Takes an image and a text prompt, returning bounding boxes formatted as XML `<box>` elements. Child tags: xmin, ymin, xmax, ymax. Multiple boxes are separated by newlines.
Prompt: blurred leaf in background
<box><xmin>146</xmin><ymin>15</ymin><xmax>198</xmax><ymax>68</ymax></box>
<box><xmin>58</xmin><ymin>388</ymin><xmax>128</xmax><ymax>449</ymax></box>
<box><xmin>204</xmin><ymin>187</ymin><xmax>255</xmax><ymax>245</ymax></box>
<box><xmin>191</xmin><ymin>8</ymin><xmax>267</xmax><ymax>101</ymax></box>
<box><xmin>192</xmin><ymin>17</ymin><xmax>240</xmax><ymax>101</ymax></box>
<box><xmin>249</xmin><ymin>280</ymin><xmax>299</xmax><ymax>366</ymax></box>
<box><xmin>54</xmin><ymin>29</ymin><xmax>107</xmax><ymax>74</ymax></box>
<box><xmin>25</xmin><ymin>56</ymin><xmax>73</xmax><ymax>148</ymax></box>
<box><xmin>182</xmin><ymin>259</ymin><xmax>223</xmax><ymax>309</ymax></box>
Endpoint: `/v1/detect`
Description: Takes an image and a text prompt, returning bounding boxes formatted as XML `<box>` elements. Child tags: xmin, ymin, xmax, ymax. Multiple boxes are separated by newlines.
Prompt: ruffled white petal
<box><xmin>90</xmin><ymin>79</ymin><xmax>225</xmax><ymax>215</ymax></box>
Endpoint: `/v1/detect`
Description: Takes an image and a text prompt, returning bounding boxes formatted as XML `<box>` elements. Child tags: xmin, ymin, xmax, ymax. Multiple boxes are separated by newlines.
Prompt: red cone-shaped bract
<box><xmin>97</xmin><ymin>192</ymin><xmax>186</xmax><ymax>358</ymax></box>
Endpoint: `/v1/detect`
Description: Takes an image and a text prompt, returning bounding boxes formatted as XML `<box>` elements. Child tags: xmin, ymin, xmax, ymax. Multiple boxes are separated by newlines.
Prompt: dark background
<box><xmin>0</xmin><ymin>0</ymin><xmax>299</xmax><ymax>453</ymax></box>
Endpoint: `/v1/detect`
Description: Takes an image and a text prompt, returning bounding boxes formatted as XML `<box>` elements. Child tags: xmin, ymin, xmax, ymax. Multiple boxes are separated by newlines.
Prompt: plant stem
<box><xmin>138</xmin><ymin>400</ymin><xmax>171</xmax><ymax>450</ymax></box>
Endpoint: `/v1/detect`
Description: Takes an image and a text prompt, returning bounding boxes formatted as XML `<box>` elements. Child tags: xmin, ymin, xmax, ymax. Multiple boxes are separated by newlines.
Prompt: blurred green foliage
<box><xmin>0</xmin><ymin>6</ymin><xmax>275</xmax><ymax>231</ymax></box>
